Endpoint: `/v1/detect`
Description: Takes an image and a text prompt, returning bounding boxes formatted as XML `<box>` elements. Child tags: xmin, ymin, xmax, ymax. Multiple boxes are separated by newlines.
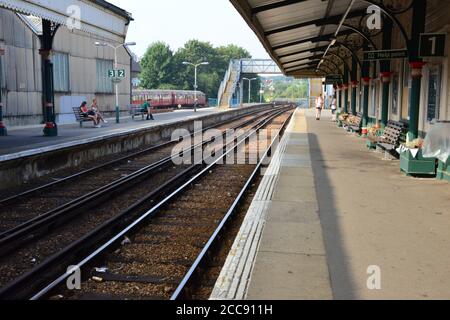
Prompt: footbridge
<box><xmin>218</xmin><ymin>59</ymin><xmax>282</xmax><ymax>107</ymax></box>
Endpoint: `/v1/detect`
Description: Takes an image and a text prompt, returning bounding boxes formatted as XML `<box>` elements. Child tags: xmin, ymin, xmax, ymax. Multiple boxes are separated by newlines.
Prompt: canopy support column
<box><xmin>361</xmin><ymin>43</ymin><xmax>370</xmax><ymax>136</ymax></box>
<box><xmin>351</xmin><ymin>57</ymin><xmax>358</xmax><ymax>115</ymax></box>
<box><xmin>407</xmin><ymin>0</ymin><xmax>427</xmax><ymax>141</ymax></box>
<box><xmin>41</xmin><ymin>19</ymin><xmax>58</xmax><ymax>137</ymax></box>
<box><xmin>343</xmin><ymin>64</ymin><xmax>349</xmax><ymax>113</ymax></box>
<box><xmin>0</xmin><ymin>48</ymin><xmax>6</xmax><ymax>136</ymax></box>
<box><xmin>380</xmin><ymin>17</ymin><xmax>393</xmax><ymax>128</ymax></box>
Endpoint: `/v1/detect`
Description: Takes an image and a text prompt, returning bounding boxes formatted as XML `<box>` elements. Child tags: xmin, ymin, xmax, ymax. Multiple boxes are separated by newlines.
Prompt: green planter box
<box><xmin>366</xmin><ymin>139</ymin><xmax>377</xmax><ymax>149</ymax></box>
<box><xmin>437</xmin><ymin>159</ymin><xmax>450</xmax><ymax>182</ymax></box>
<box><xmin>400</xmin><ymin>150</ymin><xmax>436</xmax><ymax>177</ymax></box>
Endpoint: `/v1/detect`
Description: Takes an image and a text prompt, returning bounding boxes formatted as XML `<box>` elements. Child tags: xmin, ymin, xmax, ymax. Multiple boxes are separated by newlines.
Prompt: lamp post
<box><xmin>243</xmin><ymin>77</ymin><xmax>258</xmax><ymax>104</ymax></box>
<box><xmin>94</xmin><ymin>41</ymin><xmax>136</xmax><ymax>123</ymax></box>
<box><xmin>259</xmin><ymin>83</ymin><xmax>265</xmax><ymax>103</ymax></box>
<box><xmin>182</xmin><ymin>61</ymin><xmax>209</xmax><ymax>112</ymax></box>
<box><xmin>0</xmin><ymin>47</ymin><xmax>6</xmax><ymax>136</ymax></box>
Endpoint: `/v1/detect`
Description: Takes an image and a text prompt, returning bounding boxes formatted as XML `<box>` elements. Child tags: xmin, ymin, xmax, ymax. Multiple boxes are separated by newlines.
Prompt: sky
<box><xmin>108</xmin><ymin>0</ymin><xmax>270</xmax><ymax>59</ymax></box>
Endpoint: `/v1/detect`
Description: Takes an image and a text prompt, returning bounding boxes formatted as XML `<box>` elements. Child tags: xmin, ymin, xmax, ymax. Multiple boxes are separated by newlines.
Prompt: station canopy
<box><xmin>230</xmin><ymin>0</ymin><xmax>388</xmax><ymax>78</ymax></box>
<box><xmin>0</xmin><ymin>0</ymin><xmax>133</xmax><ymax>42</ymax></box>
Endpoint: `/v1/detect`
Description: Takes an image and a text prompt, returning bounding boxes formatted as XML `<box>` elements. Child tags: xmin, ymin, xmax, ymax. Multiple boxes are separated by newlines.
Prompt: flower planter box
<box><xmin>366</xmin><ymin>139</ymin><xmax>377</xmax><ymax>149</ymax></box>
<box><xmin>437</xmin><ymin>159</ymin><xmax>450</xmax><ymax>182</ymax></box>
<box><xmin>400</xmin><ymin>150</ymin><xmax>436</xmax><ymax>177</ymax></box>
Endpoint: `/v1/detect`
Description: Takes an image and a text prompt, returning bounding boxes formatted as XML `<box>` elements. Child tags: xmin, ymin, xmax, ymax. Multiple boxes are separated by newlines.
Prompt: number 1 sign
<box><xmin>419</xmin><ymin>34</ymin><xmax>446</xmax><ymax>58</ymax></box>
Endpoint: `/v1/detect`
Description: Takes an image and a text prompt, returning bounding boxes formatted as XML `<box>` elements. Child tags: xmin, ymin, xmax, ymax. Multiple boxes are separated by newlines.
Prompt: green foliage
<box><xmin>139</xmin><ymin>40</ymin><xmax>251</xmax><ymax>99</ymax></box>
<box><xmin>263</xmin><ymin>77</ymin><xmax>309</xmax><ymax>101</ymax></box>
<box><xmin>140</xmin><ymin>42</ymin><xmax>174</xmax><ymax>89</ymax></box>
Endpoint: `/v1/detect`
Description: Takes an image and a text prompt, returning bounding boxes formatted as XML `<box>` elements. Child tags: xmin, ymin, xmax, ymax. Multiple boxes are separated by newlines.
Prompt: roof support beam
<box><xmin>282</xmin><ymin>54</ymin><xmax>324</xmax><ymax>66</ymax></box>
<box><xmin>265</xmin><ymin>9</ymin><xmax>367</xmax><ymax>36</ymax></box>
<box><xmin>315</xmin><ymin>23</ymin><xmax>377</xmax><ymax>49</ymax></box>
<box><xmin>285</xmin><ymin>61</ymin><xmax>320</xmax><ymax>72</ymax></box>
<box><xmin>278</xmin><ymin>45</ymin><xmax>329</xmax><ymax>59</ymax></box>
<box><xmin>273</xmin><ymin>29</ymin><xmax>354</xmax><ymax>51</ymax></box>
<box><xmin>252</xmin><ymin>0</ymin><xmax>307</xmax><ymax>15</ymax></box>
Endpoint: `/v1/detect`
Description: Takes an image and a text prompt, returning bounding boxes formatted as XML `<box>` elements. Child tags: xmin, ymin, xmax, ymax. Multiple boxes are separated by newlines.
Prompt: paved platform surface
<box><xmin>213</xmin><ymin>108</ymin><xmax>450</xmax><ymax>300</ymax></box>
<box><xmin>0</xmin><ymin>108</ymin><xmax>220</xmax><ymax>157</ymax></box>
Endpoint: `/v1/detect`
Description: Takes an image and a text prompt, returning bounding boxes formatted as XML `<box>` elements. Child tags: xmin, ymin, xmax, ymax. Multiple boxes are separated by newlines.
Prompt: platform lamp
<box><xmin>243</xmin><ymin>77</ymin><xmax>258</xmax><ymax>104</ymax></box>
<box><xmin>182</xmin><ymin>61</ymin><xmax>209</xmax><ymax>112</ymax></box>
<box><xmin>94</xmin><ymin>41</ymin><xmax>136</xmax><ymax>124</ymax></box>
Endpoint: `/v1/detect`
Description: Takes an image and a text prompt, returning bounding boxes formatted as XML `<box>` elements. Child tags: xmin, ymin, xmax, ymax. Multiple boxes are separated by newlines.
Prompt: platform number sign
<box><xmin>108</xmin><ymin>69</ymin><xmax>126</xmax><ymax>78</ymax></box>
<box><xmin>117</xmin><ymin>69</ymin><xmax>126</xmax><ymax>78</ymax></box>
<box><xmin>420</xmin><ymin>34</ymin><xmax>446</xmax><ymax>57</ymax></box>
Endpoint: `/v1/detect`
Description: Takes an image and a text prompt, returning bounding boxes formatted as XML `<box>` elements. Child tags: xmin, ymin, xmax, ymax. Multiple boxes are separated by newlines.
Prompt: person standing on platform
<box><xmin>194</xmin><ymin>98</ymin><xmax>198</xmax><ymax>113</ymax></box>
<box><xmin>315</xmin><ymin>93</ymin><xmax>324</xmax><ymax>120</ymax></box>
<box><xmin>330</xmin><ymin>95</ymin><xmax>337</xmax><ymax>122</ymax></box>
<box><xmin>141</xmin><ymin>99</ymin><xmax>155</xmax><ymax>121</ymax></box>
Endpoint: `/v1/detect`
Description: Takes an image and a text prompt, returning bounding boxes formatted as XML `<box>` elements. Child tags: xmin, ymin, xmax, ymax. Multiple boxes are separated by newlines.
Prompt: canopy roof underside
<box><xmin>0</xmin><ymin>0</ymin><xmax>132</xmax><ymax>42</ymax></box>
<box><xmin>230</xmin><ymin>0</ymin><xmax>388</xmax><ymax>78</ymax></box>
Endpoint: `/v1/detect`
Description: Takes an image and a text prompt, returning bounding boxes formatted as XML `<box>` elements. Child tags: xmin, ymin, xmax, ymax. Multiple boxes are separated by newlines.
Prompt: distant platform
<box><xmin>0</xmin><ymin>108</ymin><xmax>220</xmax><ymax>160</ymax></box>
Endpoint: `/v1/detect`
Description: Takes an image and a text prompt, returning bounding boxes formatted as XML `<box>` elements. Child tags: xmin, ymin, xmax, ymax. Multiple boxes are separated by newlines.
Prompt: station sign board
<box><xmin>363</xmin><ymin>49</ymin><xmax>408</xmax><ymax>61</ymax></box>
<box><xmin>108</xmin><ymin>69</ymin><xmax>126</xmax><ymax>78</ymax></box>
<box><xmin>419</xmin><ymin>33</ymin><xmax>446</xmax><ymax>57</ymax></box>
<box><xmin>325</xmin><ymin>74</ymin><xmax>342</xmax><ymax>84</ymax></box>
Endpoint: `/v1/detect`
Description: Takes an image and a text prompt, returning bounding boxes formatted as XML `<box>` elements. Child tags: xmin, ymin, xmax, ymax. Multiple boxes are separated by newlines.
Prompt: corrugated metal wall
<box><xmin>0</xmin><ymin>8</ymin><xmax>131</xmax><ymax>126</ymax></box>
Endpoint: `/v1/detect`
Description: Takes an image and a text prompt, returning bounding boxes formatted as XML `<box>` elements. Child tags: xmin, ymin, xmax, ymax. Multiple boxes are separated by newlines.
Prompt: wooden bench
<box><xmin>73</xmin><ymin>107</ymin><xmax>95</xmax><ymax>128</ymax></box>
<box><xmin>344</xmin><ymin>112</ymin><xmax>363</xmax><ymax>133</ymax></box>
<box><xmin>129</xmin><ymin>105</ymin><xmax>146</xmax><ymax>120</ymax></box>
<box><xmin>370</xmin><ymin>120</ymin><xmax>408</xmax><ymax>155</ymax></box>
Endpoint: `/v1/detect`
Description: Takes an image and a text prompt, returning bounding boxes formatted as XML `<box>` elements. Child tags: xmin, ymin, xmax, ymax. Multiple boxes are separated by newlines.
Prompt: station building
<box><xmin>231</xmin><ymin>0</ymin><xmax>450</xmax><ymax>138</ymax></box>
<box><xmin>0</xmin><ymin>2</ymin><xmax>133</xmax><ymax>126</ymax></box>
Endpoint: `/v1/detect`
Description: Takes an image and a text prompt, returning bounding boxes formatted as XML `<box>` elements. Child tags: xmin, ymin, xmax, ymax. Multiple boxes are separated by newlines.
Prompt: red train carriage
<box><xmin>132</xmin><ymin>90</ymin><xmax>207</xmax><ymax>110</ymax></box>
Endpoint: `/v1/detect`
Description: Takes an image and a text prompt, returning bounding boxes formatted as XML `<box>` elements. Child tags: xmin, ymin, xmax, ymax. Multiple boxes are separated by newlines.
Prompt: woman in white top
<box><xmin>330</xmin><ymin>95</ymin><xmax>337</xmax><ymax>121</ymax></box>
<box><xmin>315</xmin><ymin>94</ymin><xmax>324</xmax><ymax>120</ymax></box>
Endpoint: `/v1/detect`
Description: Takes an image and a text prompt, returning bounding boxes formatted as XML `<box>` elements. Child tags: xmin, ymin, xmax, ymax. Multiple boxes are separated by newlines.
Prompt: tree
<box><xmin>216</xmin><ymin>44</ymin><xmax>251</xmax><ymax>70</ymax></box>
<box><xmin>140</xmin><ymin>42</ymin><xmax>174</xmax><ymax>89</ymax></box>
<box><xmin>138</xmin><ymin>39</ymin><xmax>253</xmax><ymax>99</ymax></box>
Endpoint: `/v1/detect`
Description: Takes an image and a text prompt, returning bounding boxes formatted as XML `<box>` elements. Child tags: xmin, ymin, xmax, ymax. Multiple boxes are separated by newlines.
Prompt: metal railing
<box><xmin>217</xmin><ymin>60</ymin><xmax>234</xmax><ymax>106</ymax></box>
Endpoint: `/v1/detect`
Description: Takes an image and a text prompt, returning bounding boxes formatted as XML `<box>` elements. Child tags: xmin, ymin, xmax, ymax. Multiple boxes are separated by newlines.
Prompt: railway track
<box><xmin>0</xmin><ymin>106</ymin><xmax>274</xmax><ymax>231</ymax></box>
<box><xmin>0</xmin><ymin>106</ymin><xmax>293</xmax><ymax>300</ymax></box>
<box><xmin>0</xmin><ymin>108</ymin><xmax>275</xmax><ymax>250</ymax></box>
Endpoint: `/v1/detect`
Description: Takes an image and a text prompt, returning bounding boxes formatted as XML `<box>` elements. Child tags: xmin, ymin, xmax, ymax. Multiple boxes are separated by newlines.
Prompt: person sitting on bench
<box><xmin>140</xmin><ymin>99</ymin><xmax>155</xmax><ymax>121</ymax></box>
<box><xmin>80</xmin><ymin>101</ymin><xmax>100</xmax><ymax>127</ymax></box>
<box><xmin>91</xmin><ymin>98</ymin><xmax>108</xmax><ymax>124</ymax></box>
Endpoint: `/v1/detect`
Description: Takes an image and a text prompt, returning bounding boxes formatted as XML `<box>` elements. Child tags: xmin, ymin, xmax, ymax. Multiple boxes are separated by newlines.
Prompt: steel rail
<box><xmin>171</xmin><ymin>109</ymin><xmax>294</xmax><ymax>300</ymax></box>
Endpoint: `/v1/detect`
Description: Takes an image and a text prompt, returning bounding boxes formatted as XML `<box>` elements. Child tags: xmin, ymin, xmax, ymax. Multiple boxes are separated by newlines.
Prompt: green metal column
<box><xmin>351</xmin><ymin>58</ymin><xmax>358</xmax><ymax>115</ymax></box>
<box><xmin>338</xmin><ymin>85</ymin><xmax>342</xmax><ymax>111</ymax></box>
<box><xmin>380</xmin><ymin>73</ymin><xmax>392</xmax><ymax>128</ymax></box>
<box><xmin>0</xmin><ymin>48</ymin><xmax>6</xmax><ymax>136</ymax></box>
<box><xmin>361</xmin><ymin>44</ymin><xmax>370</xmax><ymax>136</ymax></box>
<box><xmin>362</xmin><ymin>77</ymin><xmax>370</xmax><ymax>136</ymax></box>
<box><xmin>407</xmin><ymin>0</ymin><xmax>427</xmax><ymax>141</ymax></box>
<box><xmin>351</xmin><ymin>82</ymin><xmax>358</xmax><ymax>115</ymax></box>
<box><xmin>343</xmin><ymin>65</ymin><xmax>349</xmax><ymax>113</ymax></box>
<box><xmin>41</xmin><ymin>20</ymin><xmax>58</xmax><ymax>137</ymax></box>
<box><xmin>380</xmin><ymin>17</ymin><xmax>393</xmax><ymax>128</ymax></box>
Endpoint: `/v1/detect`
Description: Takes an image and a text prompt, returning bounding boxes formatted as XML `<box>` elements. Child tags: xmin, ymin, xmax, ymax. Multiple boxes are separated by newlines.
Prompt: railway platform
<box><xmin>0</xmin><ymin>108</ymin><xmax>219</xmax><ymax>158</ymax></box>
<box><xmin>212</xmin><ymin>108</ymin><xmax>450</xmax><ymax>300</ymax></box>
